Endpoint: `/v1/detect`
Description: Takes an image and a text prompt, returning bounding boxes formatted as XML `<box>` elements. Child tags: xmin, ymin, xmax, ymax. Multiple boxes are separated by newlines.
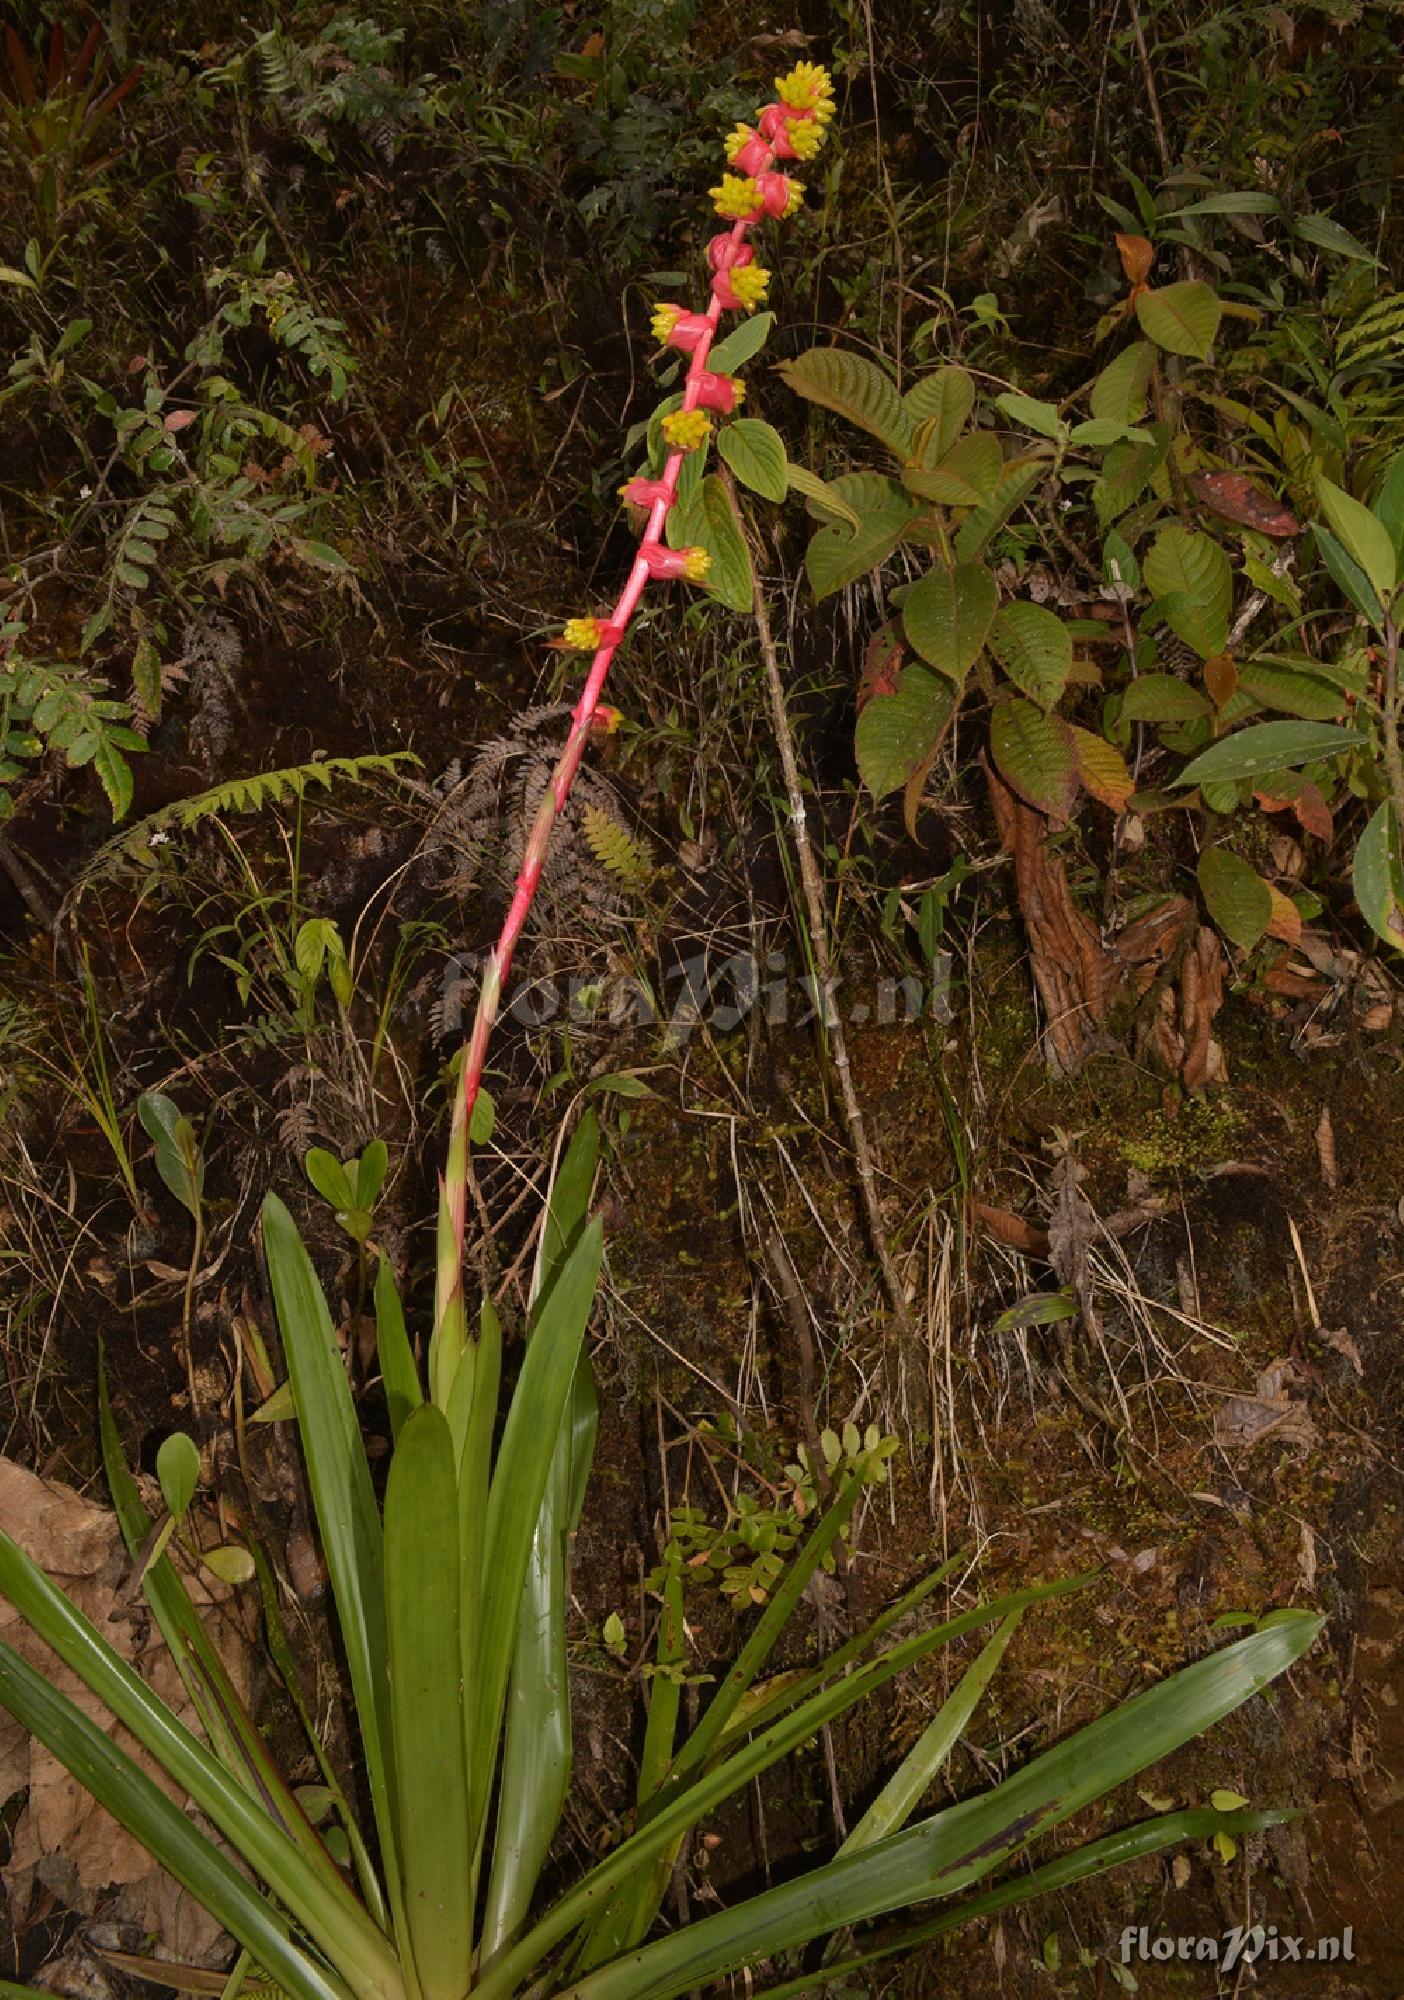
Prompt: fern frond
<box><xmin>1337</xmin><ymin>293</ymin><xmax>1404</xmax><ymax>369</ymax></box>
<box><xmin>78</xmin><ymin>751</ymin><xmax>419</xmax><ymax>883</ymax></box>
<box><xmin>580</xmin><ymin>803</ymin><xmax>652</xmax><ymax>885</ymax></box>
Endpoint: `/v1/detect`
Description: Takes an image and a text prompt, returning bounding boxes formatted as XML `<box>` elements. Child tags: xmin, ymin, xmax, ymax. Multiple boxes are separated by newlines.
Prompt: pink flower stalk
<box><xmin>434</xmin><ymin>62</ymin><xmax>836</xmax><ymax>1346</ymax></box>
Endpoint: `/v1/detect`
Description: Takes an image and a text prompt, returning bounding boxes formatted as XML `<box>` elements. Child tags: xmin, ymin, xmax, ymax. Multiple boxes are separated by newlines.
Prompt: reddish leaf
<box><xmin>1266</xmin><ymin>886</ymin><xmax>1302</xmax><ymax>945</ymax></box>
<box><xmin>1203</xmin><ymin>653</ymin><xmax>1238</xmax><ymax>707</ymax></box>
<box><xmin>1252</xmin><ymin>776</ymin><xmax>1333</xmax><ymax>842</ymax></box>
<box><xmin>1116</xmin><ymin>233</ymin><xmax>1154</xmax><ymax>287</ymax></box>
<box><xmin>857</xmin><ymin>620</ymin><xmax>904</xmax><ymax>712</ymax></box>
<box><xmin>163</xmin><ymin>408</ymin><xmax>196</xmax><ymax>432</ymax></box>
<box><xmin>1189</xmin><ymin>471</ymin><xmax>1300</xmax><ymax>538</ymax></box>
<box><xmin>974</xmin><ymin>1201</ymin><xmax>1050</xmax><ymax>1258</ymax></box>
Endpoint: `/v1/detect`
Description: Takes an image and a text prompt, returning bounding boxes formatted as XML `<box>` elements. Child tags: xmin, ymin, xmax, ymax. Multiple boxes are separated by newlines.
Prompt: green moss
<box><xmin>1118</xmin><ymin>1097</ymin><xmax>1242</xmax><ymax>1177</ymax></box>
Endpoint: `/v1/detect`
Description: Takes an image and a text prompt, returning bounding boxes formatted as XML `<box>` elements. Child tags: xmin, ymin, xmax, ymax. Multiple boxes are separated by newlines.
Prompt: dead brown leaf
<box><xmin>1214</xmin><ymin>1360</ymin><xmax>1318</xmax><ymax>1453</ymax></box>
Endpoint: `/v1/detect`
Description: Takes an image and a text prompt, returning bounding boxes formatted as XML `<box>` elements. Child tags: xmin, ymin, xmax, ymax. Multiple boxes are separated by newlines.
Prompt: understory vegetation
<box><xmin>1</xmin><ymin>2</ymin><xmax>1402</xmax><ymax>1997</ymax></box>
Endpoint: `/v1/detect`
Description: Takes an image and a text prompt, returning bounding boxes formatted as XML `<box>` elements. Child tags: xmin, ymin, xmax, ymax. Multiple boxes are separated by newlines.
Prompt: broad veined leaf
<box><xmin>1176</xmin><ymin>720</ymin><xmax>1367</xmax><ymax>788</ymax></box>
<box><xmin>1119</xmin><ymin>675</ymin><xmax>1212</xmax><ymax>722</ymax></box>
<box><xmin>987</xmin><ymin>603</ymin><xmax>1072</xmax><ymax>709</ymax></box>
<box><xmin>778</xmin><ymin>347</ymin><xmax>912</xmax><ymax>455</ymax></box>
<box><xmin>1144</xmin><ymin>526</ymin><xmax>1232</xmax><ymax>658</ymax></box>
<box><xmin>994</xmin><ymin>393</ymin><xmax>1063</xmax><ymax>440</ymax></box>
<box><xmin>1135</xmin><ymin>279</ymin><xmax>1223</xmax><ymax>359</ymax></box>
<box><xmin>1072</xmin><ymin>729</ymin><xmax>1134</xmax><ymax>810</ymax></box>
<box><xmin>901</xmin><ymin>562</ymin><xmax>997</xmax><ymax>681</ymax></box>
<box><xmin>1093</xmin><ymin>422</ymin><xmax>1172</xmax><ymax>528</ymax></box>
<box><xmin>805</xmin><ymin>474</ymin><xmax>917</xmax><ymax>600</ymax></box>
<box><xmin>784</xmin><ymin>461</ymin><xmax>861</xmax><ymax>529</ymax></box>
<box><xmin>706</xmin><ymin>311</ymin><xmax>774</xmax><ymax>374</ymax></box>
<box><xmin>955</xmin><ymin>459</ymin><xmax>1042</xmax><ymax>559</ymax></box>
<box><xmin>1373</xmin><ymin>451</ymin><xmax>1404</xmax><ymax>557</ymax></box>
<box><xmin>1313</xmin><ymin>523</ymin><xmax>1384</xmax><ymax>627</ymax></box>
<box><xmin>717</xmin><ymin>418</ymin><xmax>787</xmax><ymax>502</ymax></box>
<box><xmin>1089</xmin><ymin>342</ymin><xmax>1156</xmax><ymax>425</ymax></box>
<box><xmin>696</xmin><ymin>475</ymin><xmax>754</xmax><ymax>613</ymax></box>
<box><xmin>902</xmin><ymin>432</ymin><xmax>1002</xmax><ymax>508</ymax></box>
<box><xmin>1294</xmin><ymin>212</ymin><xmax>1378</xmax><ymax>263</ymax></box>
<box><xmin>989</xmin><ymin>699</ymin><xmax>1079</xmax><ymax>817</ymax></box>
<box><xmin>855</xmin><ymin>665</ymin><xmax>957</xmax><ymax>801</ymax></box>
<box><xmin>1235</xmin><ymin>662</ymin><xmax>1348</xmax><ymax>720</ymax></box>
<box><xmin>1353</xmin><ymin>802</ymin><xmax>1404</xmax><ymax>950</ymax></box>
<box><xmin>1197</xmin><ymin>848</ymin><xmax>1273</xmax><ymax>950</ymax></box>
<box><xmin>902</xmin><ymin>366</ymin><xmax>974</xmax><ymax>462</ymax></box>
<box><xmin>1315</xmin><ymin>478</ymin><xmax>1396</xmax><ymax>599</ymax></box>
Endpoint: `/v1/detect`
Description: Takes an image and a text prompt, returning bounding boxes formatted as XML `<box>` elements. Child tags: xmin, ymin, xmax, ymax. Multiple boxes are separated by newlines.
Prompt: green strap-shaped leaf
<box><xmin>384</xmin><ymin>1406</ymin><xmax>472</xmax><ymax>2000</ymax></box>
<box><xmin>262</xmin><ymin>1195</ymin><xmax>404</xmax><ymax>1951</ymax></box>
<box><xmin>373</xmin><ymin>1256</ymin><xmax>422</xmax><ymax>1446</ymax></box>
<box><xmin>470</xmin><ymin>1219</ymin><xmax>603</xmax><ymax>1845</ymax></box>
<box><xmin>0</xmin><ymin>1533</ymin><xmax>400</xmax><ymax>2000</ymax></box>
<box><xmin>0</xmin><ymin>1646</ymin><xmax>357</xmax><ymax>2000</ymax></box>
<box><xmin>543</xmin><ymin>1616</ymin><xmax>1320</xmax><ymax>2000</ymax></box>
<box><xmin>1315</xmin><ymin>477</ymin><xmax>1396</xmax><ymax>599</ymax></box>
<box><xmin>1313</xmin><ymin>523</ymin><xmax>1384</xmax><ymax>628</ymax></box>
<box><xmin>778</xmin><ymin>347</ymin><xmax>913</xmax><ymax>456</ymax></box>
<box><xmin>840</xmin><ymin>1614</ymin><xmax>1022</xmax><ymax>1853</ymax></box>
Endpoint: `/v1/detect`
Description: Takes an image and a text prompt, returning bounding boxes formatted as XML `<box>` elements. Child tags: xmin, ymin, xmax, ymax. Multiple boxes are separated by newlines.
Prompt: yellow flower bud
<box><xmin>561</xmin><ymin>617</ymin><xmax>604</xmax><ymax>650</ymax></box>
<box><xmin>775</xmin><ymin>61</ymin><xmax>835</xmax><ymax>122</ymax></box>
<box><xmin>661</xmin><ymin>409</ymin><xmax>713</xmax><ymax>452</ymax></box>
<box><xmin>710</xmin><ymin>173</ymin><xmax>761</xmax><ymax>221</ymax></box>
<box><xmin>728</xmin><ymin>264</ymin><xmax>771</xmax><ymax>312</ymax></box>
<box><xmin>784</xmin><ymin>115</ymin><xmax>825</xmax><ymax>161</ymax></box>
<box><xmin>725</xmin><ymin>123</ymin><xmax>757</xmax><ymax>166</ymax></box>
<box><xmin>683</xmin><ymin>547</ymin><xmax>712</xmax><ymax>584</ymax></box>
<box><xmin>650</xmin><ymin>302</ymin><xmax>684</xmax><ymax>345</ymax></box>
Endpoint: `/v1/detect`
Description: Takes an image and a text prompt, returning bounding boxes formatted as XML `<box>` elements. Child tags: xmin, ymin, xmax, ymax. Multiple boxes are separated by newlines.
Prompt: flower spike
<box><xmin>440</xmin><ymin>59</ymin><xmax>834</xmax><ymax>1340</ymax></box>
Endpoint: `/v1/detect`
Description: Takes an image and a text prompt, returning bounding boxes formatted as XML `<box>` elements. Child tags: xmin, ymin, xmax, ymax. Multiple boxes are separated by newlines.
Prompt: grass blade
<box><xmin>384</xmin><ymin>1404</ymin><xmax>472</xmax><ymax>2000</ymax></box>
<box><xmin>0</xmin><ymin>1644</ymin><xmax>355</xmax><ymax>2000</ymax></box>
<box><xmin>839</xmin><ymin>1612</ymin><xmax>1022</xmax><ymax>1853</ymax></box>
<box><xmin>468</xmin><ymin>1217</ymin><xmax>603</xmax><ymax>1846</ymax></box>
<box><xmin>261</xmin><ymin>1194</ymin><xmax>402</xmax><ymax>1932</ymax></box>
<box><xmin>547</xmin><ymin>1614</ymin><xmax>1322</xmax><ymax>2000</ymax></box>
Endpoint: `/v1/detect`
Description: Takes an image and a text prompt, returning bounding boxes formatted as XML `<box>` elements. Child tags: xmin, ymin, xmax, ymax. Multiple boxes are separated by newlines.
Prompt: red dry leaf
<box><xmin>1188</xmin><ymin>470</ymin><xmax>1300</xmax><ymax>538</ymax></box>
<box><xmin>1253</xmin><ymin>777</ymin><xmax>1333</xmax><ymax>842</ymax></box>
<box><xmin>857</xmin><ymin>620</ymin><xmax>904</xmax><ymax>712</ymax></box>
<box><xmin>1116</xmin><ymin>233</ymin><xmax>1154</xmax><ymax>287</ymax></box>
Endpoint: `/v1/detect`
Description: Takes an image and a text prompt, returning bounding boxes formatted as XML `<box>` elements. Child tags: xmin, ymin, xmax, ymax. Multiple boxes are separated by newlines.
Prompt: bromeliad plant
<box><xmin>0</xmin><ymin>58</ymin><xmax>1324</xmax><ymax>2000</ymax></box>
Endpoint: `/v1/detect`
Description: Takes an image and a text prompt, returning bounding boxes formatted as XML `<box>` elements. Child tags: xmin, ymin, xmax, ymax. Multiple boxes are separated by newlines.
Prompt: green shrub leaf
<box><xmin>902</xmin><ymin>367</ymin><xmax>975</xmax><ymax>463</ymax></box>
<box><xmin>1143</xmin><ymin>527</ymin><xmax>1232</xmax><ymax>658</ymax></box>
<box><xmin>805</xmin><ymin>474</ymin><xmax>916</xmax><ymax>599</ymax></box>
<box><xmin>1135</xmin><ymin>280</ymin><xmax>1222</xmax><ymax>359</ymax></box>
<box><xmin>1176</xmin><ymin>721</ymin><xmax>1366</xmax><ymax>788</ymax></box>
<box><xmin>717</xmin><ymin>419</ymin><xmax>787</xmax><ymax>502</ymax></box>
<box><xmin>1197</xmin><ymin>848</ymin><xmax>1272</xmax><ymax>949</ymax></box>
<box><xmin>855</xmin><ymin>666</ymin><xmax>957</xmax><ymax>801</ymax></box>
<box><xmin>1120</xmin><ymin>675</ymin><xmax>1212</xmax><ymax>722</ymax></box>
<box><xmin>989</xmin><ymin>699</ymin><xmax>1079</xmax><ymax>816</ymax></box>
<box><xmin>988</xmin><ymin>603</ymin><xmax>1072</xmax><ymax>709</ymax></box>
<box><xmin>1315</xmin><ymin>478</ymin><xmax>1396</xmax><ymax>599</ymax></box>
<box><xmin>902</xmin><ymin>433</ymin><xmax>1002</xmax><ymax>508</ymax></box>
<box><xmin>901</xmin><ymin>563</ymin><xmax>997</xmax><ymax>682</ymax></box>
<box><xmin>1090</xmin><ymin>342</ymin><xmax>1156</xmax><ymax>425</ymax></box>
<box><xmin>696</xmin><ymin>475</ymin><xmax>754</xmax><ymax>613</ymax></box>
<box><xmin>1353</xmin><ymin>802</ymin><xmax>1404</xmax><ymax>950</ymax></box>
<box><xmin>778</xmin><ymin>347</ymin><xmax>912</xmax><ymax>455</ymax></box>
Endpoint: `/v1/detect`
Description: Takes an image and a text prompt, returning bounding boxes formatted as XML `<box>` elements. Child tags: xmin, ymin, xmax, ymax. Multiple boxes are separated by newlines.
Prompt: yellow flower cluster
<box><xmin>710</xmin><ymin>173</ymin><xmax>761</xmax><ymax>221</ymax></box>
<box><xmin>650</xmin><ymin>302</ymin><xmax>684</xmax><ymax>345</ymax></box>
<box><xmin>661</xmin><ymin>409</ymin><xmax>712</xmax><ymax>452</ymax></box>
<box><xmin>775</xmin><ymin>61</ymin><xmax>835</xmax><ymax>122</ymax></box>
<box><xmin>729</xmin><ymin>264</ymin><xmax>770</xmax><ymax>312</ymax></box>
<box><xmin>725</xmin><ymin>123</ymin><xmax>757</xmax><ymax>166</ymax></box>
<box><xmin>682</xmin><ymin>547</ymin><xmax>712</xmax><ymax>583</ymax></box>
<box><xmin>782</xmin><ymin>115</ymin><xmax>825</xmax><ymax>161</ymax></box>
<box><xmin>561</xmin><ymin>617</ymin><xmax>604</xmax><ymax>650</ymax></box>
